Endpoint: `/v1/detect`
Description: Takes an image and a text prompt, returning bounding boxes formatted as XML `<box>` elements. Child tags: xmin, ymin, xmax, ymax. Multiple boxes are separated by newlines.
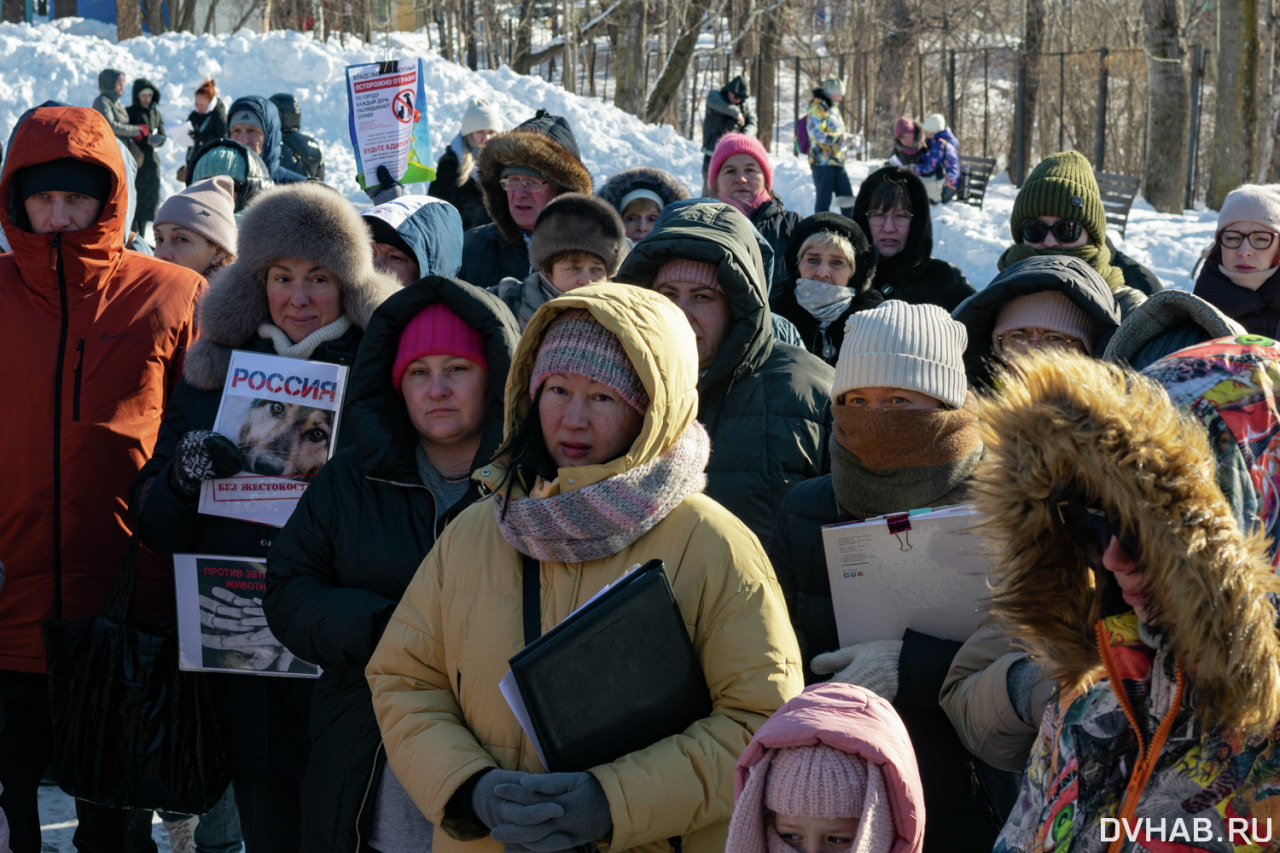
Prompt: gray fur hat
<box><xmin>529</xmin><ymin>193</ymin><xmax>628</xmax><ymax>277</ymax></box>
<box><xmin>595</xmin><ymin>166</ymin><xmax>691</xmax><ymax>215</ymax></box>
<box><xmin>183</xmin><ymin>182</ymin><xmax>401</xmax><ymax>390</ymax></box>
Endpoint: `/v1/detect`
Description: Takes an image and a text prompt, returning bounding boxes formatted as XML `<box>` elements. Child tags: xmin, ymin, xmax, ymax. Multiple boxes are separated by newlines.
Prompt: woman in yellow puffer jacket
<box><xmin>366</xmin><ymin>283</ymin><xmax>803</xmax><ymax>853</ymax></box>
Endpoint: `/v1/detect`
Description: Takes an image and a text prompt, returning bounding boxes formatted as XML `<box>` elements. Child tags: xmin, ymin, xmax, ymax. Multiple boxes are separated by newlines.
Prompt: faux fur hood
<box><xmin>970</xmin><ymin>351</ymin><xmax>1280</xmax><ymax>740</ymax></box>
<box><xmin>476</xmin><ymin>128</ymin><xmax>592</xmax><ymax>247</ymax></box>
<box><xmin>183</xmin><ymin>182</ymin><xmax>401</xmax><ymax>390</ymax></box>
<box><xmin>595</xmin><ymin>166</ymin><xmax>691</xmax><ymax>213</ymax></box>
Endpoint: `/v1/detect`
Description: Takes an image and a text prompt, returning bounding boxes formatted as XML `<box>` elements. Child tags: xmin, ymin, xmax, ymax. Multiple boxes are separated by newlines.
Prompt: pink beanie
<box><xmin>894</xmin><ymin>117</ymin><xmax>915</xmax><ymax>138</ymax></box>
<box><xmin>655</xmin><ymin>258</ymin><xmax>721</xmax><ymax>291</ymax></box>
<box><xmin>709</xmin><ymin>133</ymin><xmax>773</xmax><ymax>191</ymax></box>
<box><xmin>992</xmin><ymin>291</ymin><xmax>1100</xmax><ymax>354</ymax></box>
<box><xmin>392</xmin><ymin>302</ymin><xmax>487</xmax><ymax>393</ymax></box>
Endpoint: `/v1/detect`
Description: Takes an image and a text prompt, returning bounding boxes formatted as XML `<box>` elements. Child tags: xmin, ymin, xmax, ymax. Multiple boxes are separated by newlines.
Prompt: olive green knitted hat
<box><xmin>1010</xmin><ymin>151</ymin><xmax>1107</xmax><ymax>248</ymax></box>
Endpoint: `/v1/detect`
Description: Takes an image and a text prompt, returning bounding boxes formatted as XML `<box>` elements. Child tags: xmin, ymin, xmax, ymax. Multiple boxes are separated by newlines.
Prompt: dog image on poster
<box><xmin>221</xmin><ymin>397</ymin><xmax>335</xmax><ymax>481</ymax></box>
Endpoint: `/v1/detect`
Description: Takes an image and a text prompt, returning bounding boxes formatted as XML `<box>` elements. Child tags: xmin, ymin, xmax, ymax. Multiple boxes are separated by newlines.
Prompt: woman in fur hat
<box><xmin>490</xmin><ymin>192</ymin><xmax>629</xmax><ymax>329</ymax></box>
<box><xmin>595</xmin><ymin>166</ymin><xmax>691</xmax><ymax>242</ymax></box>
<box><xmin>366</xmin><ymin>283</ymin><xmax>802</xmax><ymax>853</ymax></box>
<box><xmin>130</xmin><ymin>181</ymin><xmax>400</xmax><ymax>853</ymax></box>
<box><xmin>975</xmin><ymin>351</ymin><xmax>1280</xmax><ymax>852</ymax></box>
<box><xmin>263</xmin><ymin>277</ymin><xmax>519</xmax><ymax>853</ymax></box>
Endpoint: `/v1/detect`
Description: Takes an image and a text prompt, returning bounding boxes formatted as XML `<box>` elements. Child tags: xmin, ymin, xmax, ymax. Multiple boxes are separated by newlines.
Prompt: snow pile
<box><xmin>0</xmin><ymin>20</ymin><xmax>1218</xmax><ymax>290</ymax></box>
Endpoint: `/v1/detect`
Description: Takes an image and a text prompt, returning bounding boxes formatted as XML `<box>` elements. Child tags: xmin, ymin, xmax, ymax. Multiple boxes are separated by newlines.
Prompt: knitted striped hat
<box><xmin>531</xmin><ymin>310</ymin><xmax>649</xmax><ymax>414</ymax></box>
<box><xmin>833</xmin><ymin>301</ymin><xmax>968</xmax><ymax>408</ymax></box>
<box><xmin>1010</xmin><ymin>151</ymin><xmax>1107</xmax><ymax>248</ymax></box>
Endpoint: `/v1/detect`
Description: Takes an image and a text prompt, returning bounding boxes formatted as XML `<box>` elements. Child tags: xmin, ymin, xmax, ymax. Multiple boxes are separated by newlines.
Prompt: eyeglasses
<box><xmin>1020</xmin><ymin>218</ymin><xmax>1084</xmax><ymax>245</ymax></box>
<box><xmin>1221</xmin><ymin>230</ymin><xmax>1278</xmax><ymax>250</ymax></box>
<box><xmin>868</xmin><ymin>210</ymin><xmax>913</xmax><ymax>227</ymax></box>
<box><xmin>500</xmin><ymin>176</ymin><xmax>550</xmax><ymax>192</ymax></box>
<box><xmin>1054</xmin><ymin>500</ymin><xmax>1139</xmax><ymax>561</ymax></box>
<box><xmin>996</xmin><ymin>329</ymin><xmax>1083</xmax><ymax>349</ymax></box>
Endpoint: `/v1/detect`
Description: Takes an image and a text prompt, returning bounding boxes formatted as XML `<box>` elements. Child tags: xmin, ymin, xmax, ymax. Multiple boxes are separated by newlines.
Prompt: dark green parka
<box><xmin>616</xmin><ymin>200</ymin><xmax>833</xmax><ymax>544</ymax></box>
<box><xmin>263</xmin><ymin>277</ymin><xmax>519</xmax><ymax>853</ymax></box>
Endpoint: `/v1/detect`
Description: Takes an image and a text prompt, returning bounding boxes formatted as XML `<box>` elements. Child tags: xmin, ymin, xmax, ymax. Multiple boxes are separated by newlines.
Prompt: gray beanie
<box><xmin>833</xmin><ymin>301</ymin><xmax>968</xmax><ymax>408</ymax></box>
<box><xmin>1217</xmin><ymin>184</ymin><xmax>1280</xmax><ymax>233</ymax></box>
<box><xmin>155</xmin><ymin>176</ymin><xmax>238</xmax><ymax>255</ymax></box>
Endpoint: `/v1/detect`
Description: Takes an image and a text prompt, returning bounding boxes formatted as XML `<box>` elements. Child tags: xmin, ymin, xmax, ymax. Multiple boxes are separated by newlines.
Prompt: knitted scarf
<box><xmin>831</xmin><ymin>402</ymin><xmax>982</xmax><ymax>518</ymax></box>
<box><xmin>998</xmin><ymin>242</ymin><xmax>1126</xmax><ymax>292</ymax></box>
<box><xmin>257</xmin><ymin>316</ymin><xmax>352</xmax><ymax>360</ymax></box>
<box><xmin>494</xmin><ymin>420</ymin><xmax>711</xmax><ymax>562</ymax></box>
<box><xmin>795</xmin><ymin>278</ymin><xmax>855</xmax><ymax>327</ymax></box>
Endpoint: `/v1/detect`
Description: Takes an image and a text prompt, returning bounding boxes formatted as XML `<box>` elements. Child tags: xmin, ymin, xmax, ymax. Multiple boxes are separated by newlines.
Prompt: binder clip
<box><xmin>886</xmin><ymin>513</ymin><xmax>912</xmax><ymax>551</ymax></box>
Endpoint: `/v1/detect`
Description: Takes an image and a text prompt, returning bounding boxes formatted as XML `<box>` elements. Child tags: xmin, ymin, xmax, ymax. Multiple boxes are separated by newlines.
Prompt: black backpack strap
<box><xmin>522</xmin><ymin>552</ymin><xmax>541</xmax><ymax>645</ymax></box>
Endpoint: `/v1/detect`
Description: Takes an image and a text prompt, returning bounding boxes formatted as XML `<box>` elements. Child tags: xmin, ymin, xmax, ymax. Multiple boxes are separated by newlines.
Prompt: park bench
<box><xmin>1094</xmin><ymin>170</ymin><xmax>1141</xmax><ymax>239</ymax></box>
<box><xmin>958</xmin><ymin>155</ymin><xmax>996</xmax><ymax>210</ymax></box>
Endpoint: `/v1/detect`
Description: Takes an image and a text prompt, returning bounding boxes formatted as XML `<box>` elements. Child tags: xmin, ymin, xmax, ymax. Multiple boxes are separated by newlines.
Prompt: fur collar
<box><xmin>477</xmin><ymin>130</ymin><xmax>593</xmax><ymax>248</ymax></box>
<box><xmin>970</xmin><ymin>351</ymin><xmax>1280</xmax><ymax>740</ymax></box>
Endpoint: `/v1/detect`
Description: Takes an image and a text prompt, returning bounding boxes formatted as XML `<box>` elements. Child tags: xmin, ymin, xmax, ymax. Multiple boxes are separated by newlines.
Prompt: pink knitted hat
<box><xmin>709</xmin><ymin>133</ymin><xmax>773</xmax><ymax>191</ymax></box>
<box><xmin>655</xmin><ymin>258</ymin><xmax>721</xmax><ymax>292</ymax></box>
<box><xmin>992</xmin><ymin>290</ymin><xmax>1100</xmax><ymax>354</ymax></box>
<box><xmin>764</xmin><ymin>744</ymin><xmax>864</xmax><ymax>818</ymax></box>
<box><xmin>894</xmin><ymin>117</ymin><xmax>915</xmax><ymax>138</ymax></box>
<box><xmin>531</xmin><ymin>310</ymin><xmax>649</xmax><ymax>414</ymax></box>
<box><xmin>392</xmin><ymin>302</ymin><xmax>487</xmax><ymax>393</ymax></box>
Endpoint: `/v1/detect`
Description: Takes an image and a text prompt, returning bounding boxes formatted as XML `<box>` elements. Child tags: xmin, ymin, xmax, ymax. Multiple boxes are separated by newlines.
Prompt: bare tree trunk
<box><xmin>614</xmin><ymin>0</ymin><xmax>647</xmax><ymax>116</ymax></box>
<box><xmin>3</xmin><ymin>0</ymin><xmax>24</xmax><ymax>23</ymax></box>
<box><xmin>1008</xmin><ymin>0</ymin><xmax>1044</xmax><ymax>180</ymax></box>
<box><xmin>463</xmin><ymin>0</ymin><xmax>477</xmax><ymax>68</ymax></box>
<box><xmin>140</xmin><ymin>0</ymin><xmax>166</xmax><ymax>33</ymax></box>
<box><xmin>756</xmin><ymin>4</ymin><xmax>781</xmax><ymax>150</ymax></box>
<box><xmin>116</xmin><ymin>0</ymin><xmax>142</xmax><ymax>38</ymax></box>
<box><xmin>1141</xmin><ymin>0</ymin><xmax>1190</xmax><ymax>211</ymax></box>
<box><xmin>1207</xmin><ymin>0</ymin><xmax>1262</xmax><ymax>209</ymax></box>
<box><xmin>512</xmin><ymin>0</ymin><xmax>537</xmax><ymax>74</ymax></box>
<box><xmin>644</xmin><ymin>0</ymin><xmax>706</xmax><ymax>121</ymax></box>
<box><xmin>562</xmin><ymin>0</ymin><xmax>577</xmax><ymax>93</ymax></box>
<box><xmin>1261</xmin><ymin>7</ymin><xmax>1279</xmax><ymax>181</ymax></box>
<box><xmin>870</xmin><ymin>0</ymin><xmax>918</xmax><ymax>155</ymax></box>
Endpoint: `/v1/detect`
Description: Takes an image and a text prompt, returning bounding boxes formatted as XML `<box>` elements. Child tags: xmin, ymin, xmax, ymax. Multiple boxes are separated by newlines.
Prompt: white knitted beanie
<box><xmin>923</xmin><ymin>114</ymin><xmax>947</xmax><ymax>135</ymax></box>
<box><xmin>460</xmin><ymin>97</ymin><xmax>504</xmax><ymax>137</ymax></box>
<box><xmin>1217</xmin><ymin>184</ymin><xmax>1280</xmax><ymax>233</ymax></box>
<box><xmin>833</xmin><ymin>301</ymin><xmax>968</xmax><ymax>408</ymax></box>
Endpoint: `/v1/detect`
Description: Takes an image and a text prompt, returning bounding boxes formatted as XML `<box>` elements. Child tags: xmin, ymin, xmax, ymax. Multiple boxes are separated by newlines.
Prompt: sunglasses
<box><xmin>1021</xmin><ymin>218</ymin><xmax>1084</xmax><ymax>245</ymax></box>
<box><xmin>1054</xmin><ymin>501</ymin><xmax>1139</xmax><ymax>561</ymax></box>
<box><xmin>1221</xmin><ymin>230</ymin><xmax>1278</xmax><ymax>250</ymax></box>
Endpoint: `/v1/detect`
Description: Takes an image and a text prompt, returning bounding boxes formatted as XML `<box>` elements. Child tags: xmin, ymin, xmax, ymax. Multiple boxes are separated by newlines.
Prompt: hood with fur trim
<box><xmin>183</xmin><ymin>182</ymin><xmax>401</xmax><ymax>389</ymax></box>
<box><xmin>970</xmin><ymin>351</ymin><xmax>1280</xmax><ymax>740</ymax></box>
<box><xmin>595</xmin><ymin>166</ymin><xmax>691</xmax><ymax>214</ymax></box>
<box><xmin>476</xmin><ymin>128</ymin><xmax>592</xmax><ymax>248</ymax></box>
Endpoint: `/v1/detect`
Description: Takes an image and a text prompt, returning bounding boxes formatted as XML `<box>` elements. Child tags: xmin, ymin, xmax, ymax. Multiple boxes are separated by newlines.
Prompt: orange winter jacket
<box><xmin>0</xmin><ymin>106</ymin><xmax>202</xmax><ymax>672</ymax></box>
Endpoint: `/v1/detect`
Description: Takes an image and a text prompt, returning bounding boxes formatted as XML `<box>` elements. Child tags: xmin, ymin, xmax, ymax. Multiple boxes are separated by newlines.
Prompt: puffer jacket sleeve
<box><xmin>593</xmin><ymin>518</ymin><xmax>803</xmax><ymax>850</ymax></box>
<box><xmin>939</xmin><ymin>624</ymin><xmax>1054</xmax><ymax>772</ymax></box>
<box><xmin>263</xmin><ymin>450</ymin><xmax>397</xmax><ymax>669</ymax></box>
<box><xmin>92</xmin><ymin>93</ymin><xmax>140</xmax><ymax>140</ymax></box>
<box><xmin>992</xmin><ymin>702</ymin><xmax>1059</xmax><ymax>852</ymax></box>
<box><xmin>739</xmin><ymin>99</ymin><xmax>759</xmax><ymax>137</ymax></box>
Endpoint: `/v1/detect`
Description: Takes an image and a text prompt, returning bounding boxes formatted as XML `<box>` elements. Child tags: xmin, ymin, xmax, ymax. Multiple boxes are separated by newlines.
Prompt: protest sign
<box><xmin>346</xmin><ymin>57</ymin><xmax>434</xmax><ymax>191</ymax></box>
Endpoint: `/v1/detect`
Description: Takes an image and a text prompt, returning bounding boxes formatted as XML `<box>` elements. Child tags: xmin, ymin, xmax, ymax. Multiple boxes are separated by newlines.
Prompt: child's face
<box><xmin>771</xmin><ymin>813</ymin><xmax>861</xmax><ymax>853</ymax></box>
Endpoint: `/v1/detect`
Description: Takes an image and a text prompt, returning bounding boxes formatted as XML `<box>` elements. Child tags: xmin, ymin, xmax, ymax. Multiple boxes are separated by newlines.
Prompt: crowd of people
<box><xmin>1</xmin><ymin>65</ymin><xmax>1280</xmax><ymax>853</ymax></box>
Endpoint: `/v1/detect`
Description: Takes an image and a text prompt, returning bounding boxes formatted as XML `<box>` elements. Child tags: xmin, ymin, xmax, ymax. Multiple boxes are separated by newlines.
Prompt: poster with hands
<box><xmin>174</xmin><ymin>554</ymin><xmax>319</xmax><ymax>678</ymax></box>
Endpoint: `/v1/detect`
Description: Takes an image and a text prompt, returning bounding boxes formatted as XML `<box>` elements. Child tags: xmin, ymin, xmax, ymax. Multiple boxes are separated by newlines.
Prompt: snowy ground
<box><xmin>0</xmin><ymin>18</ymin><xmax>1219</xmax><ymax>292</ymax></box>
<box><xmin>36</xmin><ymin>783</ymin><xmax>185</xmax><ymax>852</ymax></box>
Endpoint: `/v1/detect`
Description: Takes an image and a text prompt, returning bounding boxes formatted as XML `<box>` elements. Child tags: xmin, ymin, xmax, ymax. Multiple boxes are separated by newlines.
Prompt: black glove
<box><xmin>490</xmin><ymin>772</ymin><xmax>612</xmax><ymax>852</ymax></box>
<box><xmin>366</xmin><ymin>164</ymin><xmax>405</xmax><ymax>204</ymax></box>
<box><xmin>170</xmin><ymin>430</ymin><xmax>244</xmax><ymax>499</ymax></box>
<box><xmin>470</xmin><ymin>769</ymin><xmax>560</xmax><ymax>833</ymax></box>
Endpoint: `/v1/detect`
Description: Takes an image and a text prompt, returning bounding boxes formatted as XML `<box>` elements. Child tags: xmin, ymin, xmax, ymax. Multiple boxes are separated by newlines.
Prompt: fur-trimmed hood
<box><xmin>183</xmin><ymin>182</ymin><xmax>401</xmax><ymax>390</ymax></box>
<box><xmin>970</xmin><ymin>351</ymin><xmax>1280</xmax><ymax>740</ymax></box>
<box><xmin>595</xmin><ymin>166</ymin><xmax>691</xmax><ymax>213</ymax></box>
<box><xmin>476</xmin><ymin>127</ymin><xmax>592</xmax><ymax>248</ymax></box>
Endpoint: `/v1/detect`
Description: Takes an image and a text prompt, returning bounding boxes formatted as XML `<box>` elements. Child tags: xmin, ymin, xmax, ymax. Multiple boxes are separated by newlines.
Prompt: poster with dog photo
<box><xmin>198</xmin><ymin>350</ymin><xmax>348</xmax><ymax>527</ymax></box>
<box><xmin>173</xmin><ymin>553</ymin><xmax>320</xmax><ymax>678</ymax></box>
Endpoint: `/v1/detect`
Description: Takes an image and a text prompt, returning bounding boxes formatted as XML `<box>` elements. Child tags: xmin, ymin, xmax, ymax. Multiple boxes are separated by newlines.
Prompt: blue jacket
<box><xmin>913</xmin><ymin>135</ymin><xmax>960</xmax><ymax>188</ymax></box>
<box><xmin>362</xmin><ymin>196</ymin><xmax>464</xmax><ymax>278</ymax></box>
<box><xmin>227</xmin><ymin>95</ymin><xmax>308</xmax><ymax>185</ymax></box>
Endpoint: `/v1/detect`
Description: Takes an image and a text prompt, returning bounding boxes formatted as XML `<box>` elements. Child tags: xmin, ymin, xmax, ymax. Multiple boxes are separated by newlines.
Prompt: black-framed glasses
<box><xmin>868</xmin><ymin>210</ymin><xmax>913</xmax><ymax>227</ymax></box>
<box><xmin>1221</xmin><ymin>230</ymin><xmax>1278</xmax><ymax>250</ymax></box>
<box><xmin>499</xmin><ymin>176</ymin><xmax>549</xmax><ymax>192</ymax></box>
<box><xmin>1054</xmin><ymin>500</ymin><xmax>1138</xmax><ymax>561</ymax></box>
<box><xmin>1021</xmin><ymin>218</ymin><xmax>1084</xmax><ymax>245</ymax></box>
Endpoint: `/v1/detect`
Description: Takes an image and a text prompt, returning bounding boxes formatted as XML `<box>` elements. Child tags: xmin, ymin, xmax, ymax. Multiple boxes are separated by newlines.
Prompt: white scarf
<box><xmin>795</xmin><ymin>278</ymin><xmax>855</xmax><ymax>327</ymax></box>
<box><xmin>257</xmin><ymin>316</ymin><xmax>353</xmax><ymax>360</ymax></box>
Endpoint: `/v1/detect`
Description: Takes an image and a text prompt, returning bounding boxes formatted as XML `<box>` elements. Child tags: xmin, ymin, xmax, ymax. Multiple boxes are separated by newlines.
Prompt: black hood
<box><xmin>270</xmin><ymin>93</ymin><xmax>301</xmax><ymax>133</ymax></box>
<box><xmin>130</xmin><ymin>77</ymin><xmax>160</xmax><ymax>106</ymax></box>
<box><xmin>852</xmin><ymin>166</ymin><xmax>934</xmax><ymax>279</ymax></box>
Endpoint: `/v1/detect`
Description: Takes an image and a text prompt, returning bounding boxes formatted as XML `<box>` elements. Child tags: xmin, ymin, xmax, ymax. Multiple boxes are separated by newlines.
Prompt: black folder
<box><xmin>507</xmin><ymin>559</ymin><xmax>713</xmax><ymax>773</ymax></box>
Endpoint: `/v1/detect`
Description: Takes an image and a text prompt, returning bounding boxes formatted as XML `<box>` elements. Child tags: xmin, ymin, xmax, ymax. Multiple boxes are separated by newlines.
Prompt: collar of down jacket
<box><xmin>477</xmin><ymin>282</ymin><xmax>702</xmax><ymax>499</ymax></box>
<box><xmin>969</xmin><ymin>349</ymin><xmax>1280</xmax><ymax>741</ymax></box>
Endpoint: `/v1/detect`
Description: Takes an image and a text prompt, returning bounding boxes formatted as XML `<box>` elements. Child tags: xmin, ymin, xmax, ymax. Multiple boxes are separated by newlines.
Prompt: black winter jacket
<box><xmin>279</xmin><ymin>130</ymin><xmax>325</xmax><ymax>181</ymax></box>
<box><xmin>126</xmin><ymin>78</ymin><xmax>165</xmax><ymax>228</ymax></box>
<box><xmin>701</xmin><ymin>87</ymin><xmax>758</xmax><ymax>157</ymax></box>
<box><xmin>459</xmin><ymin>221</ymin><xmax>531</xmax><ymax>290</ymax></box>
<box><xmin>429</xmin><ymin>136</ymin><xmax>491</xmax><ymax>231</ymax></box>
<box><xmin>750</xmin><ymin>197</ymin><xmax>802</xmax><ymax>292</ymax></box>
<box><xmin>184</xmin><ymin>98</ymin><xmax>228</xmax><ymax>174</ymax></box>
<box><xmin>616</xmin><ymin>200</ymin><xmax>833</xmax><ymax>543</ymax></box>
<box><xmin>767</xmin><ymin>475</ymin><xmax>1019</xmax><ymax>853</ymax></box>
<box><xmin>852</xmin><ymin>166</ymin><xmax>974</xmax><ymax>312</ymax></box>
<box><xmin>263</xmin><ymin>278</ymin><xmax>518</xmax><ymax>853</ymax></box>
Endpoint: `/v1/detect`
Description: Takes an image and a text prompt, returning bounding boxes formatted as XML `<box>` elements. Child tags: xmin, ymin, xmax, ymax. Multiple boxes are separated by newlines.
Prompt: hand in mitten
<box><xmin>134</xmin><ymin>123</ymin><xmax>150</xmax><ymax>141</ymax></box>
<box><xmin>471</xmin><ymin>770</ymin><xmax>560</xmax><ymax>833</ymax></box>
<box><xmin>170</xmin><ymin>430</ymin><xmax>244</xmax><ymax>499</ymax></box>
<box><xmin>366</xmin><ymin>164</ymin><xmax>405</xmax><ymax>205</ymax></box>
<box><xmin>811</xmin><ymin>639</ymin><xmax>904</xmax><ymax>701</ymax></box>
<box><xmin>490</xmin><ymin>772</ymin><xmax>612</xmax><ymax>852</ymax></box>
